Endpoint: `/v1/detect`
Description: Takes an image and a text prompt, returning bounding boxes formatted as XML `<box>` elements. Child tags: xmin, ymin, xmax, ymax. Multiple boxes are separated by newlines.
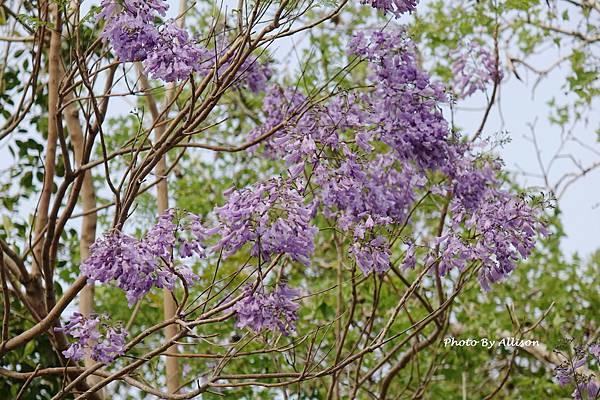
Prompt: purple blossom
<box><xmin>144</xmin><ymin>22</ymin><xmax>208</xmax><ymax>82</ymax></box>
<box><xmin>214</xmin><ymin>179</ymin><xmax>318</xmax><ymax>265</ymax></box>
<box><xmin>350</xmin><ymin>235</ymin><xmax>391</xmax><ymax>275</ymax></box>
<box><xmin>91</xmin><ymin>326</ymin><xmax>127</xmax><ymax>364</ymax></box>
<box><xmin>206</xmin><ymin>35</ymin><xmax>272</xmax><ymax>91</ymax></box>
<box><xmin>452</xmin><ymin>158</ymin><xmax>498</xmax><ymax>211</ymax></box>
<box><xmin>99</xmin><ymin>0</ymin><xmax>168</xmax><ymax>22</ymax></box>
<box><xmin>56</xmin><ymin>312</ymin><xmax>100</xmax><ymax>361</ymax></box>
<box><xmin>315</xmin><ymin>152</ymin><xmax>420</xmax><ymax>226</ymax></box>
<box><xmin>145</xmin><ymin>208</ymin><xmax>178</xmax><ymax>260</ymax></box>
<box><xmin>98</xmin><ymin>0</ymin><xmax>118</xmax><ymax>20</ymax></box>
<box><xmin>556</xmin><ymin>366</ymin><xmax>573</xmax><ymax>387</ymax></box>
<box><xmin>349</xmin><ymin>30</ymin><xmax>457</xmax><ymax>171</ymax></box>
<box><xmin>241</xmin><ymin>30</ymin><xmax>543</xmax><ymax>293</ymax></box>
<box><xmin>99</xmin><ymin>0</ymin><xmax>221</xmax><ymax>83</ymax></box>
<box><xmin>57</xmin><ymin>313</ymin><xmax>127</xmax><ymax>364</ymax></box>
<box><xmin>234</xmin><ymin>285</ymin><xmax>301</xmax><ymax>335</ymax></box>
<box><xmin>122</xmin><ymin>0</ymin><xmax>169</xmax><ymax>21</ymax></box>
<box><xmin>362</xmin><ymin>0</ymin><xmax>419</xmax><ymax>17</ymax></box>
<box><xmin>247</xmin><ymin>86</ymin><xmax>308</xmax><ymax>157</ymax></box>
<box><xmin>402</xmin><ymin>245</ymin><xmax>416</xmax><ymax>270</ymax></box>
<box><xmin>238</xmin><ymin>58</ymin><xmax>272</xmax><ymax>93</ymax></box>
<box><xmin>62</xmin><ymin>342</ymin><xmax>85</xmax><ymax>361</ymax></box>
<box><xmin>81</xmin><ymin>230</ymin><xmax>158</xmax><ymax>305</ymax></box>
<box><xmin>554</xmin><ymin>345</ymin><xmax>600</xmax><ymax>400</ymax></box>
<box><xmin>81</xmin><ymin>210</ymin><xmax>204</xmax><ymax>305</ymax></box>
<box><xmin>451</xmin><ymin>42</ymin><xmax>503</xmax><ymax>98</ymax></box>
<box><xmin>157</xmin><ymin>210</ymin><xmax>209</xmax><ymax>261</ymax></box>
<box><xmin>590</xmin><ymin>344</ymin><xmax>600</xmax><ymax>359</ymax></box>
<box><xmin>439</xmin><ymin>189</ymin><xmax>546</xmax><ymax>291</ymax></box>
<box><xmin>101</xmin><ymin>13</ymin><xmax>160</xmax><ymax>62</ymax></box>
<box><xmin>578</xmin><ymin>380</ymin><xmax>600</xmax><ymax>400</ymax></box>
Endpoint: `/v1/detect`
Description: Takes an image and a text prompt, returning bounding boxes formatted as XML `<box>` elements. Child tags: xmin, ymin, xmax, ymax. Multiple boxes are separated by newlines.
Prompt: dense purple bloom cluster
<box><xmin>81</xmin><ymin>210</ymin><xmax>203</xmax><ymax>305</ymax></box>
<box><xmin>233</xmin><ymin>285</ymin><xmax>301</xmax><ymax>335</ymax></box>
<box><xmin>363</xmin><ymin>0</ymin><xmax>419</xmax><ymax>17</ymax></box>
<box><xmin>123</xmin><ymin>0</ymin><xmax>168</xmax><ymax>21</ymax></box>
<box><xmin>144</xmin><ymin>23</ymin><xmax>210</xmax><ymax>82</ymax></box>
<box><xmin>101</xmin><ymin>0</ymin><xmax>203</xmax><ymax>82</ymax></box>
<box><xmin>101</xmin><ymin>12</ymin><xmax>159</xmax><ymax>62</ymax></box>
<box><xmin>246</xmin><ymin>86</ymin><xmax>308</xmax><ymax>158</ymax></box>
<box><xmin>247</xmin><ymin>86</ymin><xmax>416</xmax><ymax>275</ymax></box>
<box><xmin>98</xmin><ymin>0</ymin><xmax>168</xmax><ymax>22</ymax></box>
<box><xmin>315</xmin><ymin>154</ymin><xmax>420</xmax><ymax>227</ymax></box>
<box><xmin>451</xmin><ymin>42</ymin><xmax>504</xmax><ymax>98</ymax></box>
<box><xmin>440</xmin><ymin>185</ymin><xmax>545</xmax><ymax>290</ymax></box>
<box><xmin>243</xmin><ymin>31</ymin><xmax>452</xmax><ymax>274</ymax></box>
<box><xmin>99</xmin><ymin>0</ymin><xmax>269</xmax><ymax>85</ymax></box>
<box><xmin>349</xmin><ymin>30</ymin><xmax>457</xmax><ymax>172</ymax></box>
<box><xmin>81</xmin><ymin>231</ymin><xmax>157</xmax><ymax>305</ymax></box>
<box><xmin>213</xmin><ymin>179</ymin><xmax>318</xmax><ymax>265</ymax></box>
<box><xmin>56</xmin><ymin>312</ymin><xmax>127</xmax><ymax>364</ymax></box>
<box><xmin>452</xmin><ymin>158</ymin><xmax>498</xmax><ymax>211</ymax></box>
<box><xmin>350</xmin><ymin>235</ymin><xmax>391</xmax><ymax>275</ymax></box>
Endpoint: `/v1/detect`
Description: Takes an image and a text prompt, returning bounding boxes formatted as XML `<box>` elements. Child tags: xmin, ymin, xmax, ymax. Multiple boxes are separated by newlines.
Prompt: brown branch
<box><xmin>0</xmin><ymin>275</ymin><xmax>87</xmax><ymax>355</ymax></box>
<box><xmin>0</xmin><ymin>246</ymin><xmax>10</xmax><ymax>347</ymax></box>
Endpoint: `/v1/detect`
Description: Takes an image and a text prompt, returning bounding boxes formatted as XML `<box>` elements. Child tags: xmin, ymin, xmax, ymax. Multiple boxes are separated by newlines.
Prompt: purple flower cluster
<box><xmin>56</xmin><ymin>312</ymin><xmax>127</xmax><ymax>364</ymax></box>
<box><xmin>76</xmin><ymin>22</ymin><xmax>549</xmax><ymax>354</ymax></box>
<box><xmin>554</xmin><ymin>344</ymin><xmax>600</xmax><ymax>400</ymax></box>
<box><xmin>452</xmin><ymin>157</ymin><xmax>498</xmax><ymax>211</ymax></box>
<box><xmin>213</xmin><ymin>179</ymin><xmax>318</xmax><ymax>265</ymax></box>
<box><xmin>451</xmin><ymin>42</ymin><xmax>504</xmax><ymax>98</ymax></box>
<box><xmin>101</xmin><ymin>0</ymin><xmax>204</xmax><ymax>81</ymax></box>
<box><xmin>247</xmin><ymin>86</ymin><xmax>308</xmax><ymax>158</ymax></box>
<box><xmin>81</xmin><ymin>210</ymin><xmax>204</xmax><ymax>305</ymax></box>
<box><xmin>349</xmin><ymin>30</ymin><xmax>457</xmax><ymax>172</ymax></box>
<box><xmin>233</xmin><ymin>285</ymin><xmax>301</xmax><ymax>335</ymax></box>
<box><xmin>315</xmin><ymin>153</ymin><xmax>420</xmax><ymax>227</ymax></box>
<box><xmin>350</xmin><ymin>235</ymin><xmax>391</xmax><ymax>275</ymax></box>
<box><xmin>362</xmin><ymin>0</ymin><xmax>419</xmax><ymax>17</ymax></box>
<box><xmin>244</xmin><ymin>33</ymin><xmax>454</xmax><ymax>275</ymax></box>
<box><xmin>99</xmin><ymin>0</ymin><xmax>270</xmax><ymax>85</ymax></box>
<box><xmin>239</xmin><ymin>59</ymin><xmax>272</xmax><ymax>93</ymax></box>
<box><xmin>439</xmin><ymin>187</ymin><xmax>545</xmax><ymax>290</ymax></box>
<box><xmin>81</xmin><ymin>231</ymin><xmax>156</xmax><ymax>305</ymax></box>
<box><xmin>144</xmin><ymin>23</ymin><xmax>210</xmax><ymax>82</ymax></box>
<box><xmin>313</xmin><ymin>150</ymin><xmax>418</xmax><ymax>275</ymax></box>
<box><xmin>101</xmin><ymin>12</ymin><xmax>160</xmax><ymax>62</ymax></box>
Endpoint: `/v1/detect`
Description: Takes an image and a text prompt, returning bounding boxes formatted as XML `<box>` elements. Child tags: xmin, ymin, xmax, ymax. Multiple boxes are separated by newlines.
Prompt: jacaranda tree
<box><xmin>0</xmin><ymin>0</ymin><xmax>597</xmax><ymax>399</ymax></box>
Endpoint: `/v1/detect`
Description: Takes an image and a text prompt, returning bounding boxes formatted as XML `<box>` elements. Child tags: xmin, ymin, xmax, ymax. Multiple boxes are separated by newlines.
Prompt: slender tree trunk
<box><xmin>155</xmin><ymin>94</ymin><xmax>179</xmax><ymax>394</ymax></box>
<box><xmin>158</xmin><ymin>166</ymin><xmax>179</xmax><ymax>394</ymax></box>
<box><xmin>29</xmin><ymin>1</ymin><xmax>62</xmax><ymax>314</ymax></box>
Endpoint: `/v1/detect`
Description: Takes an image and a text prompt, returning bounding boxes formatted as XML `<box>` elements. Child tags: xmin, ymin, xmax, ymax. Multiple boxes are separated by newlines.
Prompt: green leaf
<box><xmin>23</xmin><ymin>340</ymin><xmax>36</xmax><ymax>358</ymax></box>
